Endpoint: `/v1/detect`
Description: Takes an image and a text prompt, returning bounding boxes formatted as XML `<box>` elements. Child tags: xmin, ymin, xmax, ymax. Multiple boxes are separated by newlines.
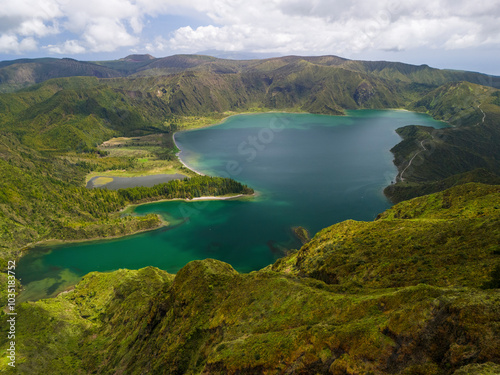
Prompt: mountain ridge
<box><xmin>2</xmin><ymin>54</ymin><xmax>499</xmax><ymax>93</ymax></box>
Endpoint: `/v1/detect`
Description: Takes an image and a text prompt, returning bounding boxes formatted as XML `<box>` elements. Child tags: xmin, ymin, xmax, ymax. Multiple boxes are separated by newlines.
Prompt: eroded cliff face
<box><xmin>1</xmin><ymin>183</ymin><xmax>499</xmax><ymax>374</ymax></box>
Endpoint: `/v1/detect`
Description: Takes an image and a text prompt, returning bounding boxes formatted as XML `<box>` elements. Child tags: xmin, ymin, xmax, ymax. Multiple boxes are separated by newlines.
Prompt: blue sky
<box><xmin>1</xmin><ymin>0</ymin><xmax>499</xmax><ymax>75</ymax></box>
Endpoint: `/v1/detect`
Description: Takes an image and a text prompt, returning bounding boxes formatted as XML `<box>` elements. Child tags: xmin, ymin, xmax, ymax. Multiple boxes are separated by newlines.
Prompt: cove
<box><xmin>17</xmin><ymin>110</ymin><xmax>447</xmax><ymax>301</ymax></box>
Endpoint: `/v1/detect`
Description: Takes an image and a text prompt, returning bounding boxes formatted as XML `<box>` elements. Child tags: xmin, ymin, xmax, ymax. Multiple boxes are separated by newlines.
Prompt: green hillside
<box><xmin>272</xmin><ymin>183</ymin><xmax>500</xmax><ymax>288</ymax></box>
<box><xmin>1</xmin><ymin>183</ymin><xmax>498</xmax><ymax>374</ymax></box>
<box><xmin>2</xmin><ymin>54</ymin><xmax>499</xmax><ymax>93</ymax></box>
<box><xmin>0</xmin><ymin>58</ymin><xmax>121</xmax><ymax>93</ymax></box>
<box><xmin>385</xmin><ymin>82</ymin><xmax>500</xmax><ymax>202</ymax></box>
<box><xmin>0</xmin><ymin>54</ymin><xmax>499</xmax><ymax>373</ymax></box>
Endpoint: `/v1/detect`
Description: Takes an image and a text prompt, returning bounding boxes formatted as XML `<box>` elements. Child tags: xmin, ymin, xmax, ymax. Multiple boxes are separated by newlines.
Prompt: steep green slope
<box><xmin>1</xmin><ymin>183</ymin><xmax>498</xmax><ymax>374</ymax></box>
<box><xmin>124</xmin><ymin>54</ymin><xmax>500</xmax><ymax>91</ymax></box>
<box><xmin>259</xmin><ymin>61</ymin><xmax>403</xmax><ymax>113</ymax></box>
<box><xmin>93</xmin><ymin>54</ymin><xmax>157</xmax><ymax>75</ymax></box>
<box><xmin>385</xmin><ymin>82</ymin><xmax>500</xmax><ymax>202</ymax></box>
<box><xmin>0</xmin><ymin>58</ymin><xmax>122</xmax><ymax>93</ymax></box>
<box><xmin>343</xmin><ymin>59</ymin><xmax>500</xmax><ymax>88</ymax></box>
<box><xmin>273</xmin><ymin>183</ymin><xmax>500</xmax><ymax>288</ymax></box>
<box><xmin>110</xmin><ymin>61</ymin><xmax>408</xmax><ymax>116</ymax></box>
<box><xmin>2</xmin><ymin>53</ymin><xmax>499</xmax><ymax>95</ymax></box>
<box><xmin>0</xmin><ymin>77</ymin><xmax>176</xmax><ymax>152</ymax></box>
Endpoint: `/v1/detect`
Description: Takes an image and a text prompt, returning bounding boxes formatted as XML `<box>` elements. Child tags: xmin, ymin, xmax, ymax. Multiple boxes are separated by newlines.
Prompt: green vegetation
<box><xmin>3</xmin><ymin>54</ymin><xmax>497</xmax><ymax>93</ymax></box>
<box><xmin>292</xmin><ymin>226</ymin><xmax>311</xmax><ymax>245</ymax></box>
<box><xmin>0</xmin><ymin>57</ymin><xmax>121</xmax><ymax>93</ymax></box>
<box><xmin>385</xmin><ymin>82</ymin><xmax>500</xmax><ymax>202</ymax></box>
<box><xmin>385</xmin><ymin>168</ymin><xmax>500</xmax><ymax>203</ymax></box>
<box><xmin>273</xmin><ymin>183</ymin><xmax>500</xmax><ymax>288</ymax></box>
<box><xmin>84</xmin><ymin>133</ymin><xmax>193</xmax><ymax>179</ymax></box>
<box><xmin>1</xmin><ymin>183</ymin><xmax>498</xmax><ymax>374</ymax></box>
<box><xmin>117</xmin><ymin>175</ymin><xmax>253</xmax><ymax>203</ymax></box>
<box><xmin>0</xmin><ymin>73</ymin><xmax>257</xmax><ymax>263</ymax></box>
<box><xmin>0</xmin><ymin>144</ymin><xmax>251</xmax><ymax>259</ymax></box>
<box><xmin>0</xmin><ymin>54</ymin><xmax>500</xmax><ymax>373</ymax></box>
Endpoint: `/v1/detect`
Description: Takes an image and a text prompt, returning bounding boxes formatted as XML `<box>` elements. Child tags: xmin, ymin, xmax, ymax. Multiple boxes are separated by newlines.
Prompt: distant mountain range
<box><xmin>1</xmin><ymin>54</ymin><xmax>499</xmax><ymax>93</ymax></box>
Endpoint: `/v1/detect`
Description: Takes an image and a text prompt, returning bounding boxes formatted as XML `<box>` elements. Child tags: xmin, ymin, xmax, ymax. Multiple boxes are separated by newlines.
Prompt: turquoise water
<box><xmin>17</xmin><ymin>110</ymin><xmax>446</xmax><ymax>301</ymax></box>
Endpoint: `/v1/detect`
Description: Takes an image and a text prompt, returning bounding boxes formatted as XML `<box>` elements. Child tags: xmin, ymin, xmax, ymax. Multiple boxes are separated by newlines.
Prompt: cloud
<box><xmin>81</xmin><ymin>18</ymin><xmax>140</xmax><ymax>52</ymax></box>
<box><xmin>0</xmin><ymin>0</ymin><xmax>499</xmax><ymax>57</ymax></box>
<box><xmin>46</xmin><ymin>39</ymin><xmax>85</xmax><ymax>54</ymax></box>
<box><xmin>164</xmin><ymin>0</ymin><xmax>500</xmax><ymax>54</ymax></box>
<box><xmin>0</xmin><ymin>34</ymin><xmax>37</xmax><ymax>54</ymax></box>
<box><xmin>0</xmin><ymin>0</ymin><xmax>153</xmax><ymax>54</ymax></box>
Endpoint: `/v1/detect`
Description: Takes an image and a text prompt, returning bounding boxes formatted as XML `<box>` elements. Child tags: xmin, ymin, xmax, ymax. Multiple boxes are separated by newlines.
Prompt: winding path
<box><xmin>477</xmin><ymin>105</ymin><xmax>486</xmax><ymax>126</ymax></box>
<box><xmin>399</xmin><ymin>140</ymin><xmax>427</xmax><ymax>182</ymax></box>
<box><xmin>397</xmin><ymin>104</ymin><xmax>487</xmax><ymax>183</ymax></box>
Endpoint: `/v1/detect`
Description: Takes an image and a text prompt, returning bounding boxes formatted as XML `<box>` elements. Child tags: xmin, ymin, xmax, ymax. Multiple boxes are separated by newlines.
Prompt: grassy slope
<box><xmin>272</xmin><ymin>183</ymin><xmax>500</xmax><ymax>288</ymax></box>
<box><xmin>0</xmin><ymin>58</ymin><xmax>122</xmax><ymax>93</ymax></box>
<box><xmin>1</xmin><ymin>183</ymin><xmax>498</xmax><ymax>374</ymax></box>
<box><xmin>385</xmin><ymin>82</ymin><xmax>500</xmax><ymax>202</ymax></box>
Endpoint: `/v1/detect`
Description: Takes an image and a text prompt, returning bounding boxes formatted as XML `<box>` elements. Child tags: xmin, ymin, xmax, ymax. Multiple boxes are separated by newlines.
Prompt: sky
<box><xmin>1</xmin><ymin>0</ymin><xmax>499</xmax><ymax>75</ymax></box>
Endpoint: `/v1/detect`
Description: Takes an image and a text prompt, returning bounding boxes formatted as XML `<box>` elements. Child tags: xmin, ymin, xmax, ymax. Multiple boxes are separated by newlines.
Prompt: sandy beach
<box><xmin>189</xmin><ymin>194</ymin><xmax>249</xmax><ymax>201</ymax></box>
<box><xmin>173</xmin><ymin>133</ymin><xmax>206</xmax><ymax>176</ymax></box>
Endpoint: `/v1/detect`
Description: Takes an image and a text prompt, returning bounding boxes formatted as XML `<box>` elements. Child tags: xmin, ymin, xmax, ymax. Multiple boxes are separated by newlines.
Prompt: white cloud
<box><xmin>46</xmin><ymin>39</ymin><xmax>85</xmax><ymax>54</ymax></box>
<box><xmin>0</xmin><ymin>0</ymin><xmax>499</xmax><ymax>57</ymax></box>
<box><xmin>0</xmin><ymin>34</ymin><xmax>37</xmax><ymax>54</ymax></box>
<box><xmin>0</xmin><ymin>0</ymin><xmax>153</xmax><ymax>54</ymax></box>
<box><xmin>82</xmin><ymin>18</ymin><xmax>139</xmax><ymax>52</ymax></box>
<box><xmin>164</xmin><ymin>0</ymin><xmax>500</xmax><ymax>55</ymax></box>
<box><xmin>17</xmin><ymin>18</ymin><xmax>59</xmax><ymax>37</ymax></box>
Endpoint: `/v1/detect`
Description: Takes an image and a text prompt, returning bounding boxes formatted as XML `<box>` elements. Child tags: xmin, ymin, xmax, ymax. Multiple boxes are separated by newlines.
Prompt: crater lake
<box><xmin>17</xmin><ymin>110</ymin><xmax>447</xmax><ymax>301</ymax></box>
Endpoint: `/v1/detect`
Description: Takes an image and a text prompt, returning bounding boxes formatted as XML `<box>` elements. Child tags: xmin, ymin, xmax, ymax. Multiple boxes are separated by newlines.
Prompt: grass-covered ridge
<box><xmin>385</xmin><ymin>82</ymin><xmax>500</xmax><ymax>202</ymax></box>
<box><xmin>272</xmin><ymin>183</ymin><xmax>500</xmax><ymax>289</ymax></box>
<box><xmin>1</xmin><ymin>183</ymin><xmax>498</xmax><ymax>374</ymax></box>
<box><xmin>2</xmin><ymin>54</ymin><xmax>498</xmax><ymax>93</ymax></box>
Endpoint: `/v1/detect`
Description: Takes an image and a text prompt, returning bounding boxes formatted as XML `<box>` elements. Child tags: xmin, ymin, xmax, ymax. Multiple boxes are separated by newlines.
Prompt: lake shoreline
<box><xmin>20</xmin><ymin>217</ymin><xmax>168</xmax><ymax>254</ymax></box>
<box><xmin>20</xmin><ymin>191</ymin><xmax>257</xmax><ymax>255</ymax></box>
<box><xmin>18</xmin><ymin>108</ymin><xmax>438</xmax><ymax>257</ymax></box>
<box><xmin>172</xmin><ymin>134</ymin><xmax>206</xmax><ymax>176</ymax></box>
<box><xmin>17</xmin><ymin>110</ymin><xmax>443</xmax><ymax>269</ymax></box>
<box><xmin>121</xmin><ymin>192</ymin><xmax>257</xmax><ymax>212</ymax></box>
